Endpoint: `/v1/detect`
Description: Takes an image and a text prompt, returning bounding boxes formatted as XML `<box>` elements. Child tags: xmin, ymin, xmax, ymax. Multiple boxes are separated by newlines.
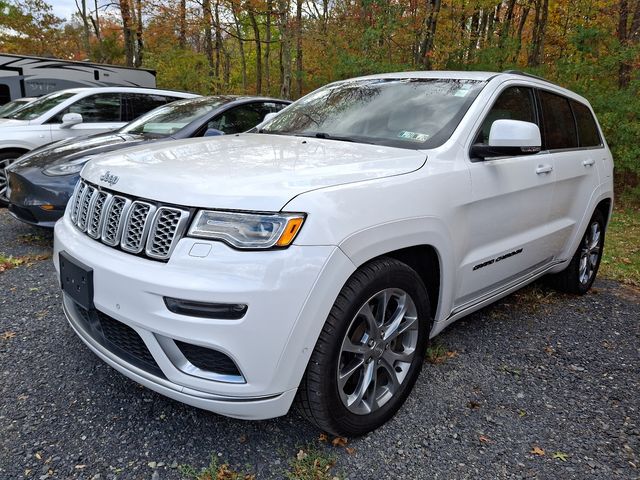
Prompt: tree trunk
<box><xmin>248</xmin><ymin>8</ymin><xmax>262</xmax><ymax>94</ymax></box>
<box><xmin>295</xmin><ymin>0</ymin><xmax>302</xmax><ymax>97</ymax></box>
<box><xmin>214</xmin><ymin>0</ymin><xmax>222</xmax><ymax>89</ymax></box>
<box><xmin>118</xmin><ymin>0</ymin><xmax>135</xmax><ymax>67</ymax></box>
<box><xmin>231</xmin><ymin>5</ymin><xmax>247</xmax><ymax>93</ymax></box>
<box><xmin>467</xmin><ymin>10</ymin><xmax>480</xmax><ymax>62</ymax></box>
<box><xmin>277</xmin><ymin>0</ymin><xmax>292</xmax><ymax>98</ymax></box>
<box><xmin>75</xmin><ymin>0</ymin><xmax>91</xmax><ymax>55</ymax></box>
<box><xmin>418</xmin><ymin>0</ymin><xmax>442</xmax><ymax>69</ymax></box>
<box><xmin>527</xmin><ymin>0</ymin><xmax>549</xmax><ymax>67</ymax></box>
<box><xmin>513</xmin><ymin>2</ymin><xmax>530</xmax><ymax>62</ymax></box>
<box><xmin>179</xmin><ymin>0</ymin><xmax>186</xmax><ymax>48</ymax></box>
<box><xmin>264</xmin><ymin>0</ymin><xmax>272</xmax><ymax>94</ymax></box>
<box><xmin>202</xmin><ymin>0</ymin><xmax>215</xmax><ymax>92</ymax></box>
<box><xmin>134</xmin><ymin>0</ymin><xmax>143</xmax><ymax>67</ymax></box>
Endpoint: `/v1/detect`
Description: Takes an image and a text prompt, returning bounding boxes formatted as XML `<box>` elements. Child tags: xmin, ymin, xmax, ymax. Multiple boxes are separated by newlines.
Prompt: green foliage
<box><xmin>145</xmin><ymin>48</ymin><xmax>215</xmax><ymax>95</ymax></box>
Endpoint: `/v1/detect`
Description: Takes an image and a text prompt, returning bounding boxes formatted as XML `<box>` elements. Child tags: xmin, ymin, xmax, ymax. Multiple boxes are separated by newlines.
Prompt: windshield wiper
<box><xmin>299</xmin><ymin>132</ymin><xmax>375</xmax><ymax>145</ymax></box>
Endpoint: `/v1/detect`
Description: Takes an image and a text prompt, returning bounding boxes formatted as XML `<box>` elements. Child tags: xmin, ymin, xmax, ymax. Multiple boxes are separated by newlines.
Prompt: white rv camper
<box><xmin>0</xmin><ymin>54</ymin><xmax>156</xmax><ymax>104</ymax></box>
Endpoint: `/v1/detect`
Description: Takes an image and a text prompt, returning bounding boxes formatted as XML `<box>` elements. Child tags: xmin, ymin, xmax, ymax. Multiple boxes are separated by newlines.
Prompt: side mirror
<box><xmin>204</xmin><ymin>128</ymin><xmax>224</xmax><ymax>137</ymax></box>
<box><xmin>471</xmin><ymin>119</ymin><xmax>541</xmax><ymax>160</ymax></box>
<box><xmin>61</xmin><ymin>113</ymin><xmax>83</xmax><ymax>129</ymax></box>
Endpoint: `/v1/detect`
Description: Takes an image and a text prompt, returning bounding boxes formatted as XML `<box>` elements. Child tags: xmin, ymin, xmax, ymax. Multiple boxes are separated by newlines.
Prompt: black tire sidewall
<box><xmin>315</xmin><ymin>260</ymin><xmax>431</xmax><ymax>436</ymax></box>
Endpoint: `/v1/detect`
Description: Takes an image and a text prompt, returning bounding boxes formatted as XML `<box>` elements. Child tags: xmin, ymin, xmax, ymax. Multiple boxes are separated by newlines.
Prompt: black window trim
<box><xmin>468</xmin><ymin>83</ymin><xmax>543</xmax><ymax>163</ymax></box>
<box><xmin>535</xmin><ymin>87</ymin><xmax>604</xmax><ymax>153</ymax></box>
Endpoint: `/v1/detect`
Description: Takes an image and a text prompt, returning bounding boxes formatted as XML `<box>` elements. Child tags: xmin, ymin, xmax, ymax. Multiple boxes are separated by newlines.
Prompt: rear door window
<box><xmin>538</xmin><ymin>90</ymin><xmax>578</xmax><ymax>150</ymax></box>
<box><xmin>570</xmin><ymin>100</ymin><xmax>602</xmax><ymax>148</ymax></box>
<box><xmin>474</xmin><ymin>86</ymin><xmax>536</xmax><ymax>144</ymax></box>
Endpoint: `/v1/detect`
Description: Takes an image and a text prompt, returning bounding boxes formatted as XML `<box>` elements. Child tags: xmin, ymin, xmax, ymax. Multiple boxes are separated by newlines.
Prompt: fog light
<box><xmin>164</xmin><ymin>297</ymin><xmax>247</xmax><ymax>319</ymax></box>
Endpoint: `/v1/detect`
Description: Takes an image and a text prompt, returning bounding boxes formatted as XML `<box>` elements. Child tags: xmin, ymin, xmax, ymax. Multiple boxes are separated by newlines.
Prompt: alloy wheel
<box><xmin>337</xmin><ymin>288</ymin><xmax>419</xmax><ymax>415</ymax></box>
<box><xmin>578</xmin><ymin>221</ymin><xmax>602</xmax><ymax>285</ymax></box>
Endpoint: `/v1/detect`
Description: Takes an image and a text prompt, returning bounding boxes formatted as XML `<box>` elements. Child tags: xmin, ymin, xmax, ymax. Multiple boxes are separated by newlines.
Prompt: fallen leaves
<box><xmin>426</xmin><ymin>343</ymin><xmax>459</xmax><ymax>364</ymax></box>
<box><xmin>0</xmin><ymin>253</ymin><xmax>51</xmax><ymax>273</ymax></box>
<box><xmin>331</xmin><ymin>437</ymin><xmax>348</xmax><ymax>448</ymax></box>
<box><xmin>479</xmin><ymin>435</ymin><xmax>491</xmax><ymax>444</ymax></box>
<box><xmin>553</xmin><ymin>451</ymin><xmax>569</xmax><ymax>461</ymax></box>
<box><xmin>1</xmin><ymin>331</ymin><xmax>16</xmax><ymax>340</ymax></box>
<box><xmin>530</xmin><ymin>446</ymin><xmax>545</xmax><ymax>456</ymax></box>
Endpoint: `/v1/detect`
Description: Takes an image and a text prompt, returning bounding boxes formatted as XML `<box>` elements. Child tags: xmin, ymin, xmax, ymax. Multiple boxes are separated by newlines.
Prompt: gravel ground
<box><xmin>0</xmin><ymin>208</ymin><xmax>638</xmax><ymax>480</ymax></box>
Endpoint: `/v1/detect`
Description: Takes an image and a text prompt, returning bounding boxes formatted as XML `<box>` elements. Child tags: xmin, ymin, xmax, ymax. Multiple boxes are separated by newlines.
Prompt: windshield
<box><xmin>7</xmin><ymin>91</ymin><xmax>75</xmax><ymax>121</ymax></box>
<box><xmin>261</xmin><ymin>78</ymin><xmax>485</xmax><ymax>149</ymax></box>
<box><xmin>121</xmin><ymin>97</ymin><xmax>229</xmax><ymax>136</ymax></box>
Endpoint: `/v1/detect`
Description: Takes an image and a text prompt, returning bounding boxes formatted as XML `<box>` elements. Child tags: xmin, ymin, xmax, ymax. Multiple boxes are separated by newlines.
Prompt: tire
<box><xmin>546</xmin><ymin>209</ymin><xmax>606</xmax><ymax>295</ymax></box>
<box><xmin>0</xmin><ymin>151</ymin><xmax>23</xmax><ymax>208</ymax></box>
<box><xmin>295</xmin><ymin>257</ymin><xmax>432</xmax><ymax>436</ymax></box>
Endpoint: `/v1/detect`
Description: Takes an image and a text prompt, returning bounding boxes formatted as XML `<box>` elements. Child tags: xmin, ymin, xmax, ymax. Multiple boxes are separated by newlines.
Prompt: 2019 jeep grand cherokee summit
<box><xmin>53</xmin><ymin>71</ymin><xmax>613</xmax><ymax>436</ymax></box>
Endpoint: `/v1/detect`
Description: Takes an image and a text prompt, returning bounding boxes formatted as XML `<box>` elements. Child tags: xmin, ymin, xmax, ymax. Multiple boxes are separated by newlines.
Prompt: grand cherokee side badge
<box><xmin>100</xmin><ymin>171</ymin><xmax>119</xmax><ymax>186</ymax></box>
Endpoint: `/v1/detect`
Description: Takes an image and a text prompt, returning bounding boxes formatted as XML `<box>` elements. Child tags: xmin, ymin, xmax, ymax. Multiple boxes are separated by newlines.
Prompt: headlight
<box><xmin>43</xmin><ymin>157</ymin><xmax>91</xmax><ymax>176</ymax></box>
<box><xmin>187</xmin><ymin>210</ymin><xmax>305</xmax><ymax>249</ymax></box>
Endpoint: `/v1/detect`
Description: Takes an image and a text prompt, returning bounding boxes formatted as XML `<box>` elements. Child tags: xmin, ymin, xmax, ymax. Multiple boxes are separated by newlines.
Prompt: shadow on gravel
<box><xmin>1</xmin><ymin>210</ymin><xmax>638</xmax><ymax>480</ymax></box>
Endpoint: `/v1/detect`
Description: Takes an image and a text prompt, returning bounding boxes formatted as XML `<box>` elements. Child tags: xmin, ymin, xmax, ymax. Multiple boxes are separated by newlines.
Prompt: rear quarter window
<box><xmin>571</xmin><ymin>100</ymin><xmax>602</xmax><ymax>148</ymax></box>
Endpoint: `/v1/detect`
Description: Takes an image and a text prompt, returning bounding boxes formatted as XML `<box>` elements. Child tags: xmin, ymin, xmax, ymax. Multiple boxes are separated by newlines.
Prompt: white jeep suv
<box><xmin>53</xmin><ymin>71</ymin><xmax>614</xmax><ymax>436</ymax></box>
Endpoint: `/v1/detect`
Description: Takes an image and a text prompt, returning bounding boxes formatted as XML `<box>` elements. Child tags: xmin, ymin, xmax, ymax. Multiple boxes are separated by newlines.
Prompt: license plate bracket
<box><xmin>59</xmin><ymin>251</ymin><xmax>94</xmax><ymax>310</ymax></box>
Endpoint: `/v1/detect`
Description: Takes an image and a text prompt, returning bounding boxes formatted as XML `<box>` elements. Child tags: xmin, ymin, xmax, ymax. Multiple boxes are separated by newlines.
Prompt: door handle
<box><xmin>582</xmin><ymin>159</ymin><xmax>595</xmax><ymax>167</ymax></box>
<box><xmin>536</xmin><ymin>165</ymin><xmax>553</xmax><ymax>174</ymax></box>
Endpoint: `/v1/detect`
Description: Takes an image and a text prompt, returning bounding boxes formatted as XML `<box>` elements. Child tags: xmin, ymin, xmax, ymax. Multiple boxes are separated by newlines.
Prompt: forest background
<box><xmin>1</xmin><ymin>0</ymin><xmax>639</xmax><ymax>200</ymax></box>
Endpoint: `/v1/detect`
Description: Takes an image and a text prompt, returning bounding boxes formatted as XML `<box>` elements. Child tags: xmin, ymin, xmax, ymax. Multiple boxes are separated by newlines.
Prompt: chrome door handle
<box><xmin>536</xmin><ymin>165</ymin><xmax>553</xmax><ymax>174</ymax></box>
<box><xmin>582</xmin><ymin>159</ymin><xmax>595</xmax><ymax>167</ymax></box>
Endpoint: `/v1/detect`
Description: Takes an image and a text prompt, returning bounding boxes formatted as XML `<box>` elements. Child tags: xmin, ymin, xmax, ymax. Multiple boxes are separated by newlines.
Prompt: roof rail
<box><xmin>502</xmin><ymin>70</ymin><xmax>555</xmax><ymax>84</ymax></box>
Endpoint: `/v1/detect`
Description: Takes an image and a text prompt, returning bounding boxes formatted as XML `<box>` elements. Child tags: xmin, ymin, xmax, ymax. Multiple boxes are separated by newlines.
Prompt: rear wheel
<box><xmin>0</xmin><ymin>151</ymin><xmax>23</xmax><ymax>207</ymax></box>
<box><xmin>547</xmin><ymin>209</ymin><xmax>605</xmax><ymax>295</ymax></box>
<box><xmin>296</xmin><ymin>257</ymin><xmax>431</xmax><ymax>436</ymax></box>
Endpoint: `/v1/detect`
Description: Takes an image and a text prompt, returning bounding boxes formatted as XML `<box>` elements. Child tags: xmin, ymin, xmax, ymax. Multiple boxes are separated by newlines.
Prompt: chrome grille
<box><xmin>87</xmin><ymin>191</ymin><xmax>110</xmax><ymax>239</ymax></box>
<box><xmin>77</xmin><ymin>185</ymin><xmax>97</xmax><ymax>231</ymax></box>
<box><xmin>146</xmin><ymin>207</ymin><xmax>189</xmax><ymax>259</ymax></box>
<box><xmin>121</xmin><ymin>201</ymin><xmax>155</xmax><ymax>253</ymax></box>
<box><xmin>70</xmin><ymin>182</ymin><xmax>87</xmax><ymax>223</ymax></box>
<box><xmin>101</xmin><ymin>196</ymin><xmax>129</xmax><ymax>246</ymax></box>
<box><xmin>69</xmin><ymin>180</ymin><xmax>189</xmax><ymax>261</ymax></box>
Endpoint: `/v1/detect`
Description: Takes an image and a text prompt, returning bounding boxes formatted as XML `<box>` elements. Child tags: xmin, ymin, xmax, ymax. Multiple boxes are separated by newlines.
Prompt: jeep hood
<box><xmin>81</xmin><ymin>133</ymin><xmax>427</xmax><ymax>211</ymax></box>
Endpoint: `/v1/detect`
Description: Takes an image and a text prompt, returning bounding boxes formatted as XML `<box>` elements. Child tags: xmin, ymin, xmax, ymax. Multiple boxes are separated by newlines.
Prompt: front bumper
<box><xmin>54</xmin><ymin>214</ymin><xmax>355</xmax><ymax>419</ymax></box>
<box><xmin>7</xmin><ymin>168</ymin><xmax>76</xmax><ymax>227</ymax></box>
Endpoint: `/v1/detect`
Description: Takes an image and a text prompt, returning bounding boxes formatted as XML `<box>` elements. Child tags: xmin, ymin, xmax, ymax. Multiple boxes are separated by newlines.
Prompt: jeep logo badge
<box><xmin>99</xmin><ymin>171</ymin><xmax>119</xmax><ymax>186</ymax></box>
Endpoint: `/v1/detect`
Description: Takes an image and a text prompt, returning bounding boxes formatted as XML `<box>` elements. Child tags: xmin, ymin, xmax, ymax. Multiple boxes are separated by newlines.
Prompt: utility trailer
<box><xmin>0</xmin><ymin>54</ymin><xmax>156</xmax><ymax>104</ymax></box>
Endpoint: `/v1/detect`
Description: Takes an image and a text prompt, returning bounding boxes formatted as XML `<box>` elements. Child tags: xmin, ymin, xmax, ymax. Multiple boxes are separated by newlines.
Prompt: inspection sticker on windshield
<box><xmin>398</xmin><ymin>131</ymin><xmax>429</xmax><ymax>142</ymax></box>
<box><xmin>454</xmin><ymin>85</ymin><xmax>473</xmax><ymax>97</ymax></box>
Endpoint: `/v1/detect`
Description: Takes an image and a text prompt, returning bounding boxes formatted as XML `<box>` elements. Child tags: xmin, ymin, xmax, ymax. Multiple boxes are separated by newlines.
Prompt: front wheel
<box><xmin>295</xmin><ymin>257</ymin><xmax>432</xmax><ymax>436</ymax></box>
<box><xmin>547</xmin><ymin>209</ymin><xmax>606</xmax><ymax>295</ymax></box>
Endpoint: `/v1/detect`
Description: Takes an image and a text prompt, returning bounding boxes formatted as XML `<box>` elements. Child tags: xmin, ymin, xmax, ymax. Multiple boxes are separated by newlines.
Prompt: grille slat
<box><xmin>70</xmin><ymin>180</ymin><xmax>189</xmax><ymax>261</ymax></box>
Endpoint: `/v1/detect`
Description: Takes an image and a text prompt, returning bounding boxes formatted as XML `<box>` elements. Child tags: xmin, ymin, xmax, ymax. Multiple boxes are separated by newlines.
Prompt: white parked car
<box><xmin>0</xmin><ymin>87</ymin><xmax>198</xmax><ymax>203</ymax></box>
<box><xmin>53</xmin><ymin>71</ymin><xmax>614</xmax><ymax>436</ymax></box>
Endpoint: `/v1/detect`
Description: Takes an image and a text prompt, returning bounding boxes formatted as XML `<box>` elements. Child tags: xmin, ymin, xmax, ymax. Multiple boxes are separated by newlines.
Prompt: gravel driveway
<box><xmin>1</xmin><ymin>209</ymin><xmax>638</xmax><ymax>480</ymax></box>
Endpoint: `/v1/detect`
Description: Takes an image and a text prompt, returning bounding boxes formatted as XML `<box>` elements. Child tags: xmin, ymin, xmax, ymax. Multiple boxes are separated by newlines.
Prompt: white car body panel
<box><xmin>53</xmin><ymin>71</ymin><xmax>615</xmax><ymax>420</ymax></box>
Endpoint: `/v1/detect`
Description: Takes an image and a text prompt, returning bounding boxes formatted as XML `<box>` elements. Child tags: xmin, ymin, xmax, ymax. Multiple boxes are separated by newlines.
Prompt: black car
<box><xmin>6</xmin><ymin>96</ymin><xmax>290</xmax><ymax>227</ymax></box>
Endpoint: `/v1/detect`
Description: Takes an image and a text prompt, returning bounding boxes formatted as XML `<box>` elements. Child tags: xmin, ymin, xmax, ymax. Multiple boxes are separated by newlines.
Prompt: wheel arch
<box><xmin>0</xmin><ymin>147</ymin><xmax>30</xmax><ymax>158</ymax></box>
<box><xmin>338</xmin><ymin>217</ymin><xmax>455</xmax><ymax>324</ymax></box>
